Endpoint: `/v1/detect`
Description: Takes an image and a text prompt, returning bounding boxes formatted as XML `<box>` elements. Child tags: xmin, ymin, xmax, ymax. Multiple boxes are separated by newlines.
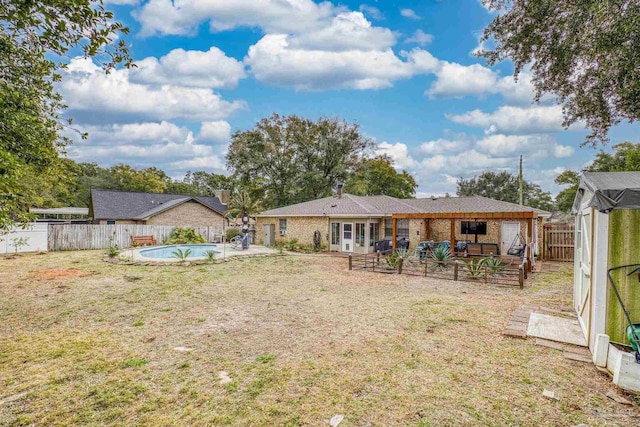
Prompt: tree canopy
<box><xmin>456</xmin><ymin>171</ymin><xmax>554</xmax><ymax>211</ymax></box>
<box><xmin>344</xmin><ymin>155</ymin><xmax>417</xmax><ymax>199</ymax></box>
<box><xmin>226</xmin><ymin>114</ymin><xmax>374</xmax><ymax>209</ymax></box>
<box><xmin>0</xmin><ymin>0</ymin><xmax>132</xmax><ymax>231</ymax></box>
<box><xmin>479</xmin><ymin>1</ymin><xmax>640</xmax><ymax>146</ymax></box>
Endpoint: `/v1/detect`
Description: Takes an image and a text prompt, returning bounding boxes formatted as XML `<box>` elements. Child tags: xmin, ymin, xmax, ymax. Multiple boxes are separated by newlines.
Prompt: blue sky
<box><xmin>60</xmin><ymin>0</ymin><xmax>639</xmax><ymax>197</ymax></box>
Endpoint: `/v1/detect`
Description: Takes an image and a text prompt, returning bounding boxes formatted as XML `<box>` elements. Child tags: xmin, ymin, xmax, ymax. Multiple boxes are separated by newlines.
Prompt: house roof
<box><xmin>403</xmin><ymin>196</ymin><xmax>551</xmax><ymax>217</ymax></box>
<box><xmin>573</xmin><ymin>171</ymin><xmax>640</xmax><ymax>213</ymax></box>
<box><xmin>256</xmin><ymin>194</ymin><xmax>550</xmax><ymax>218</ymax></box>
<box><xmin>90</xmin><ymin>189</ymin><xmax>227</xmax><ymax>220</ymax></box>
<box><xmin>257</xmin><ymin>194</ymin><xmax>419</xmax><ymax>217</ymax></box>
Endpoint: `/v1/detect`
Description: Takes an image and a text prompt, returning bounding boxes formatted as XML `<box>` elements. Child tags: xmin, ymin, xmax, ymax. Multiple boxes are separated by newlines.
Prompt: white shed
<box><xmin>573</xmin><ymin>172</ymin><xmax>640</xmax><ymax>392</ymax></box>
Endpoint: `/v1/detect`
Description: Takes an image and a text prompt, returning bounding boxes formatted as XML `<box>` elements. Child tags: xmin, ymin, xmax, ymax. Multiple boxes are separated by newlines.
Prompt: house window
<box><xmin>279</xmin><ymin>219</ymin><xmax>287</xmax><ymax>235</ymax></box>
<box><xmin>461</xmin><ymin>221</ymin><xmax>487</xmax><ymax>235</ymax></box>
<box><xmin>331</xmin><ymin>222</ymin><xmax>340</xmax><ymax>245</ymax></box>
<box><xmin>355</xmin><ymin>223</ymin><xmax>365</xmax><ymax>247</ymax></box>
<box><xmin>397</xmin><ymin>219</ymin><xmax>410</xmax><ymax>238</ymax></box>
<box><xmin>384</xmin><ymin>219</ymin><xmax>393</xmax><ymax>239</ymax></box>
<box><xmin>369</xmin><ymin>222</ymin><xmax>379</xmax><ymax>247</ymax></box>
<box><xmin>106</xmin><ymin>220</ymin><xmax>116</xmax><ymax>225</ymax></box>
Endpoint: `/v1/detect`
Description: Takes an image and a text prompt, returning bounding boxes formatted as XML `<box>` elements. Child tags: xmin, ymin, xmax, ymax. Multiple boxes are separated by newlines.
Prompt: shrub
<box><xmin>283</xmin><ymin>238</ymin><xmax>299</xmax><ymax>251</ymax></box>
<box><xmin>106</xmin><ymin>244</ymin><xmax>119</xmax><ymax>258</ymax></box>
<box><xmin>164</xmin><ymin>227</ymin><xmax>205</xmax><ymax>244</ymax></box>
<box><xmin>225</xmin><ymin>228</ymin><xmax>243</xmax><ymax>241</ymax></box>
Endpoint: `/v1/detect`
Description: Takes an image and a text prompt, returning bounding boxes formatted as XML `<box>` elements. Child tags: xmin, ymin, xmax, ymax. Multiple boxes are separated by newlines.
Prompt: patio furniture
<box><xmin>467</xmin><ymin>242</ymin><xmax>500</xmax><ymax>257</ymax></box>
<box><xmin>375</xmin><ymin>239</ymin><xmax>392</xmax><ymax>253</ymax></box>
<box><xmin>396</xmin><ymin>237</ymin><xmax>410</xmax><ymax>251</ymax></box>
<box><xmin>131</xmin><ymin>235</ymin><xmax>157</xmax><ymax>246</ymax></box>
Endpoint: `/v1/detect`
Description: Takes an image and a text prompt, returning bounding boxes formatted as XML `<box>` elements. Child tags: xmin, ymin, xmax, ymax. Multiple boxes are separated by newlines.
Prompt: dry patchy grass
<box><xmin>0</xmin><ymin>251</ymin><xmax>638</xmax><ymax>426</ymax></box>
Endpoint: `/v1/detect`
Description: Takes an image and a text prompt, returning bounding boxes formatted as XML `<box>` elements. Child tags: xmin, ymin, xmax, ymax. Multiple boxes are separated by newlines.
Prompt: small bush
<box><xmin>226</xmin><ymin>228</ymin><xmax>243</xmax><ymax>241</ymax></box>
<box><xmin>283</xmin><ymin>238</ymin><xmax>299</xmax><ymax>251</ymax></box>
<box><xmin>106</xmin><ymin>244</ymin><xmax>119</xmax><ymax>258</ymax></box>
<box><xmin>205</xmin><ymin>250</ymin><xmax>216</xmax><ymax>261</ymax></box>
<box><xmin>172</xmin><ymin>248</ymin><xmax>192</xmax><ymax>261</ymax></box>
<box><xmin>164</xmin><ymin>227</ymin><xmax>205</xmax><ymax>244</ymax></box>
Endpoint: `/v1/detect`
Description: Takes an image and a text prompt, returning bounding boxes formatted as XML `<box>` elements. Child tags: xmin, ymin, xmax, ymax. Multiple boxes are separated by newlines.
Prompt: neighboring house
<box><xmin>256</xmin><ymin>193</ymin><xmax>550</xmax><ymax>262</ymax></box>
<box><xmin>30</xmin><ymin>207</ymin><xmax>89</xmax><ymax>224</ymax></box>
<box><xmin>572</xmin><ymin>172</ymin><xmax>640</xmax><ymax>392</ymax></box>
<box><xmin>89</xmin><ymin>189</ymin><xmax>227</xmax><ymax>228</ymax></box>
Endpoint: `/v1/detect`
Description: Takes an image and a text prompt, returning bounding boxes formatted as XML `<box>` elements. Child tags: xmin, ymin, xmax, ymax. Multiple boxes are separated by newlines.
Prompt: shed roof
<box><xmin>90</xmin><ymin>189</ymin><xmax>227</xmax><ymax>220</ymax></box>
<box><xmin>573</xmin><ymin>172</ymin><xmax>640</xmax><ymax>213</ymax></box>
<box><xmin>257</xmin><ymin>194</ymin><xmax>550</xmax><ymax>218</ymax></box>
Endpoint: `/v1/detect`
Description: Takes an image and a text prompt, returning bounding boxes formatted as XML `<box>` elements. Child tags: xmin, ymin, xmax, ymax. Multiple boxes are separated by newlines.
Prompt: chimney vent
<box><xmin>336</xmin><ymin>182</ymin><xmax>344</xmax><ymax>199</ymax></box>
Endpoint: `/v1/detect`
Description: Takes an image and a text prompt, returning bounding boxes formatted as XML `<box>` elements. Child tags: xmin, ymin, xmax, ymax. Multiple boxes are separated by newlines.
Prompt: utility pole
<box><xmin>518</xmin><ymin>154</ymin><xmax>524</xmax><ymax>205</ymax></box>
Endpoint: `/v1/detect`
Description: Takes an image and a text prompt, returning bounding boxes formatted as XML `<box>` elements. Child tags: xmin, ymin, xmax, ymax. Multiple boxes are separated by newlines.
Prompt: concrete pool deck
<box><xmin>122</xmin><ymin>244</ymin><xmax>278</xmax><ymax>263</ymax></box>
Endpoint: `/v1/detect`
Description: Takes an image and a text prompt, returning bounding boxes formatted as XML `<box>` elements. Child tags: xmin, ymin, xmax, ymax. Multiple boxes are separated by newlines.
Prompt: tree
<box><xmin>227</xmin><ymin>114</ymin><xmax>373</xmax><ymax>208</ymax></box>
<box><xmin>0</xmin><ymin>0</ymin><xmax>132</xmax><ymax>231</ymax></box>
<box><xmin>226</xmin><ymin>190</ymin><xmax>263</xmax><ymax>219</ymax></box>
<box><xmin>456</xmin><ymin>171</ymin><xmax>554</xmax><ymax>211</ymax></box>
<box><xmin>109</xmin><ymin>165</ymin><xmax>169</xmax><ymax>194</ymax></box>
<box><xmin>479</xmin><ymin>1</ymin><xmax>640</xmax><ymax>146</ymax></box>
<box><xmin>167</xmin><ymin>171</ymin><xmax>236</xmax><ymax>196</ymax></box>
<box><xmin>344</xmin><ymin>155</ymin><xmax>417</xmax><ymax>199</ymax></box>
<box><xmin>554</xmin><ymin>171</ymin><xmax>581</xmax><ymax>213</ymax></box>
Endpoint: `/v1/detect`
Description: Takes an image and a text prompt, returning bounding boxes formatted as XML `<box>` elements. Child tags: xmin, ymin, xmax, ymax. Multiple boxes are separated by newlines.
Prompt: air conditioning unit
<box><xmin>279</xmin><ymin>230</ymin><xmax>287</xmax><ymax>236</ymax></box>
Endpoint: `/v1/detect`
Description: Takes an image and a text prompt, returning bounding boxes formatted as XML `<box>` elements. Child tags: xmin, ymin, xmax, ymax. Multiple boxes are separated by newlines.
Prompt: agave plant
<box><xmin>205</xmin><ymin>250</ymin><xmax>217</xmax><ymax>262</ymax></box>
<box><xmin>484</xmin><ymin>256</ymin><xmax>505</xmax><ymax>275</ymax></box>
<box><xmin>106</xmin><ymin>244</ymin><xmax>119</xmax><ymax>258</ymax></box>
<box><xmin>172</xmin><ymin>248</ymin><xmax>192</xmax><ymax>262</ymax></box>
<box><xmin>395</xmin><ymin>247</ymin><xmax>411</xmax><ymax>260</ymax></box>
<box><xmin>460</xmin><ymin>258</ymin><xmax>487</xmax><ymax>280</ymax></box>
<box><xmin>430</xmin><ymin>244</ymin><xmax>451</xmax><ymax>268</ymax></box>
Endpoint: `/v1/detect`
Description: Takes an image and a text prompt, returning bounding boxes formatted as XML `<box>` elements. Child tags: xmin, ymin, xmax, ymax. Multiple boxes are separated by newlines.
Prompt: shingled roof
<box><xmin>257</xmin><ymin>194</ymin><xmax>550</xmax><ymax>217</ymax></box>
<box><xmin>90</xmin><ymin>189</ymin><xmax>227</xmax><ymax>220</ymax></box>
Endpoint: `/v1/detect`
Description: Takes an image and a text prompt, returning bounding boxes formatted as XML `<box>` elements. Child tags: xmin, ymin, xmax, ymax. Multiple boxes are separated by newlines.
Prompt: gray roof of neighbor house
<box><xmin>256</xmin><ymin>194</ymin><xmax>550</xmax><ymax>217</ymax></box>
<box><xmin>90</xmin><ymin>189</ymin><xmax>227</xmax><ymax>220</ymax></box>
<box><xmin>573</xmin><ymin>171</ymin><xmax>640</xmax><ymax>213</ymax></box>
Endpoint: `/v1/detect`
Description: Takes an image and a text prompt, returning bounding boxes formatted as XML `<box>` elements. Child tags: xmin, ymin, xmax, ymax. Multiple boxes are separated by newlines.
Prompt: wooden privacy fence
<box><xmin>542</xmin><ymin>223</ymin><xmax>574</xmax><ymax>262</ymax></box>
<box><xmin>47</xmin><ymin>224</ymin><xmax>223</xmax><ymax>251</ymax></box>
<box><xmin>349</xmin><ymin>252</ymin><xmax>527</xmax><ymax>288</ymax></box>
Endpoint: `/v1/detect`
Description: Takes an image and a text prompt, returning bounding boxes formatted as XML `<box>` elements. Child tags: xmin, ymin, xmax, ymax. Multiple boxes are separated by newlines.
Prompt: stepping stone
<box><xmin>173</xmin><ymin>346</ymin><xmax>194</xmax><ymax>352</ymax></box>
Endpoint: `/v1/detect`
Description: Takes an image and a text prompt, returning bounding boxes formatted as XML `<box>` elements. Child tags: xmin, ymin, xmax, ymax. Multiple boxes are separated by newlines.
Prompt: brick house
<box><xmin>256</xmin><ymin>193</ymin><xmax>550</xmax><ymax>264</ymax></box>
<box><xmin>89</xmin><ymin>189</ymin><xmax>227</xmax><ymax>228</ymax></box>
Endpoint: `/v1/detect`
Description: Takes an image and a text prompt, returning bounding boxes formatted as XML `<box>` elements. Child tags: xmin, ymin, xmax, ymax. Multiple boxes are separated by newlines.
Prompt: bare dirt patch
<box><xmin>32</xmin><ymin>268</ymin><xmax>92</xmax><ymax>281</ymax></box>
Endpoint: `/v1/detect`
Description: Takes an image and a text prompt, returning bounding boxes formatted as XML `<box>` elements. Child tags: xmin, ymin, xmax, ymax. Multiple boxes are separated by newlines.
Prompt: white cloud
<box><xmin>406</xmin><ymin>30</ymin><xmax>433</xmax><ymax>46</ymax></box>
<box><xmin>427</xmin><ymin>61</ymin><xmax>498</xmax><ymax>98</ymax></box>
<box><xmin>446</xmin><ymin>105</ymin><xmax>571</xmax><ymax>135</ymax></box>
<box><xmin>375</xmin><ymin>142</ymin><xmax>418</xmax><ymax>170</ymax></box>
<box><xmin>135</xmin><ymin>0</ymin><xmax>335</xmax><ymax>36</ymax></box>
<box><xmin>66</xmin><ymin>121</ymin><xmax>229</xmax><ymax>175</ymax></box>
<box><xmin>199</xmin><ymin>121</ymin><xmax>232</xmax><ymax>143</ymax></box>
<box><xmin>288</xmin><ymin>12</ymin><xmax>396</xmax><ymax>52</ymax></box>
<box><xmin>359</xmin><ymin>5</ymin><xmax>384</xmax><ymax>20</ymax></box>
<box><xmin>245</xmin><ymin>34</ymin><xmax>421</xmax><ymax>91</ymax></box>
<box><xmin>61</xmin><ymin>57</ymin><xmax>245</xmax><ymax>122</ymax></box>
<box><xmin>475</xmin><ymin>134</ymin><xmax>574</xmax><ymax>158</ymax></box>
<box><xmin>400</xmin><ymin>8</ymin><xmax>421</xmax><ymax>20</ymax></box>
<box><xmin>419</xmin><ymin>149</ymin><xmax>514</xmax><ymax>176</ymax></box>
<box><xmin>419</xmin><ymin>138</ymin><xmax>470</xmax><ymax>155</ymax></box>
<box><xmin>130</xmin><ymin>47</ymin><xmax>246</xmax><ymax>89</ymax></box>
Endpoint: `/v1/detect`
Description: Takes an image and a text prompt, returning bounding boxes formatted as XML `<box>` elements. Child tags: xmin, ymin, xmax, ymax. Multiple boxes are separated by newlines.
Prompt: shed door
<box><xmin>342</xmin><ymin>223</ymin><xmax>353</xmax><ymax>252</ymax></box>
<box><xmin>501</xmin><ymin>222</ymin><xmax>520</xmax><ymax>255</ymax></box>
<box><xmin>576</xmin><ymin>213</ymin><xmax>592</xmax><ymax>338</ymax></box>
<box><xmin>263</xmin><ymin>224</ymin><xmax>275</xmax><ymax>246</ymax></box>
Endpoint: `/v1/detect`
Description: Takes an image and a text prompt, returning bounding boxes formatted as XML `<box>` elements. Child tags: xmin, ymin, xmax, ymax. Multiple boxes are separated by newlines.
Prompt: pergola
<box><xmin>391</xmin><ymin>211</ymin><xmax>539</xmax><ymax>270</ymax></box>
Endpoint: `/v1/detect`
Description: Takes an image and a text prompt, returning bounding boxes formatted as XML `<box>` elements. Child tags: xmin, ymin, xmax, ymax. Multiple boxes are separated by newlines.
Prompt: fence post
<box><xmin>398</xmin><ymin>258</ymin><xmax>403</xmax><ymax>275</ymax></box>
<box><xmin>453</xmin><ymin>261</ymin><xmax>459</xmax><ymax>281</ymax></box>
<box><xmin>524</xmin><ymin>260</ymin><xmax>528</xmax><ymax>280</ymax></box>
<box><xmin>376</xmin><ymin>251</ymin><xmax>380</xmax><ymax>266</ymax></box>
<box><xmin>348</xmin><ymin>254</ymin><xmax>352</xmax><ymax>271</ymax></box>
<box><xmin>424</xmin><ymin>259</ymin><xmax>428</xmax><ymax>277</ymax></box>
<box><xmin>519</xmin><ymin>266</ymin><xmax>524</xmax><ymax>289</ymax></box>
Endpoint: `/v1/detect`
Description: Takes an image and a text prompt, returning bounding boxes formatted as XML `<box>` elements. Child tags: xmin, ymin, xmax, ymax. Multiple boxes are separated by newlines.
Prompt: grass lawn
<box><xmin>1</xmin><ymin>251</ymin><xmax>639</xmax><ymax>426</ymax></box>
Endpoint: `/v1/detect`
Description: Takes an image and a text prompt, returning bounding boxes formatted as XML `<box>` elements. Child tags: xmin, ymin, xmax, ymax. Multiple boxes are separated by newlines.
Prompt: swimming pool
<box><xmin>138</xmin><ymin>244</ymin><xmax>220</xmax><ymax>260</ymax></box>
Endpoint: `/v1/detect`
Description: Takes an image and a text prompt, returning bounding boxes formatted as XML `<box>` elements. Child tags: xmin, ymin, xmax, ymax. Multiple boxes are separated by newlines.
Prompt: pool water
<box><xmin>139</xmin><ymin>244</ymin><xmax>220</xmax><ymax>259</ymax></box>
